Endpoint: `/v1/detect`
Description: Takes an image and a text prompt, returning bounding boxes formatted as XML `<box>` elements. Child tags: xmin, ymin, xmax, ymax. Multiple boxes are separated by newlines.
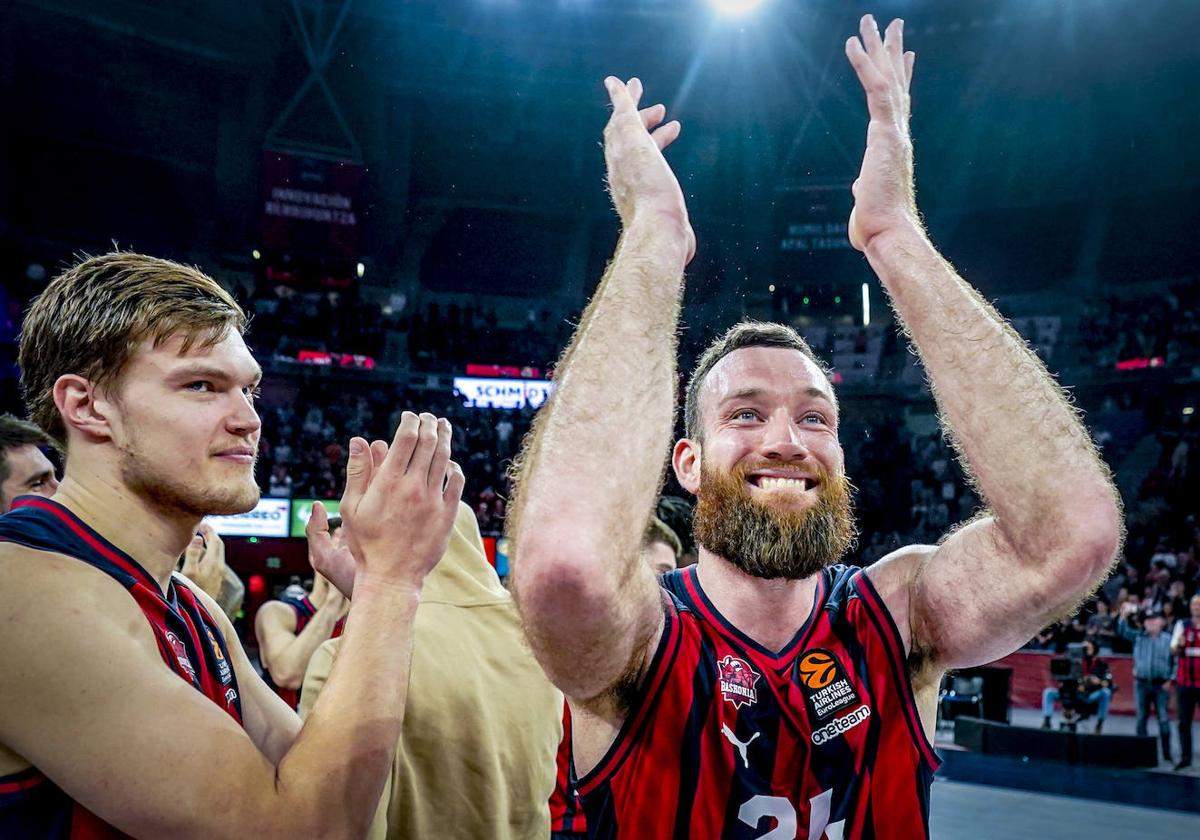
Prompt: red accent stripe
<box><xmin>15</xmin><ymin>497</ymin><xmax>157</xmax><ymax>590</ymax></box>
<box><xmin>854</xmin><ymin>571</ymin><xmax>940</xmax><ymax>769</ymax></box>
<box><xmin>577</xmin><ymin>598</ymin><xmax>682</xmax><ymax>797</ymax></box>
<box><xmin>0</xmin><ymin>769</ymin><xmax>45</xmax><ymax>794</ymax></box>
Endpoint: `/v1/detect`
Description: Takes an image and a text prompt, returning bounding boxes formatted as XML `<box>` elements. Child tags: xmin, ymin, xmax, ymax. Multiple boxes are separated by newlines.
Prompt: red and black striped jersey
<box><xmin>577</xmin><ymin>564</ymin><xmax>939</xmax><ymax>839</ymax></box>
<box><xmin>0</xmin><ymin>496</ymin><xmax>245</xmax><ymax>839</ymax></box>
<box><xmin>261</xmin><ymin>591</ymin><xmax>346</xmax><ymax>710</ymax></box>
<box><xmin>549</xmin><ymin>702</ymin><xmax>587</xmax><ymax>834</ymax></box>
<box><xmin>1177</xmin><ymin>622</ymin><xmax>1200</xmax><ymax>688</ymax></box>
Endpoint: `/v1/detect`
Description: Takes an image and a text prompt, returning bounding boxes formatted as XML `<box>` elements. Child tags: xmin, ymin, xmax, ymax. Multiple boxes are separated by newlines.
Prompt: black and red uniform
<box><xmin>549</xmin><ymin>703</ymin><xmax>587</xmax><ymax>837</ymax></box>
<box><xmin>1175</xmin><ymin>621</ymin><xmax>1200</xmax><ymax>767</ymax></box>
<box><xmin>0</xmin><ymin>496</ymin><xmax>244</xmax><ymax>839</ymax></box>
<box><xmin>578</xmin><ymin>564</ymin><xmax>939</xmax><ymax>839</ymax></box>
<box><xmin>261</xmin><ymin>591</ymin><xmax>345</xmax><ymax>710</ymax></box>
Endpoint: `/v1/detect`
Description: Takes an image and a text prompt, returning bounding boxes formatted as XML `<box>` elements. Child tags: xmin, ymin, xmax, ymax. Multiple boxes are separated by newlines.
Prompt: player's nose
<box><xmin>760</xmin><ymin>412</ymin><xmax>809</xmax><ymax>461</ymax></box>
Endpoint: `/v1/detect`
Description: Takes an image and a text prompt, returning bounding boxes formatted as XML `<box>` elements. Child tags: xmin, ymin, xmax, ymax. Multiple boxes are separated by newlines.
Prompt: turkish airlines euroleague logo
<box><xmin>798</xmin><ymin>651</ymin><xmax>839</xmax><ymax>690</ymax></box>
<box><xmin>797</xmin><ymin>648</ymin><xmax>861</xmax><ymax>723</ymax></box>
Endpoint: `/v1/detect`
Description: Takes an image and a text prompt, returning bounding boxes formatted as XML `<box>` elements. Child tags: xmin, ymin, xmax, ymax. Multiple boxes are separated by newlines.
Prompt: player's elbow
<box><xmin>1071</xmin><ymin>492</ymin><xmax>1123</xmax><ymax>577</ymax></box>
<box><xmin>511</xmin><ymin>529</ymin><xmax>625</xmax><ymax>638</ymax></box>
<box><xmin>512</xmin><ymin>538</ymin><xmax>611</xmax><ymax>617</ymax></box>
<box><xmin>263</xmin><ymin>657</ymin><xmax>304</xmax><ymax>690</ymax></box>
<box><xmin>1050</xmin><ymin>496</ymin><xmax>1123</xmax><ymax>593</ymax></box>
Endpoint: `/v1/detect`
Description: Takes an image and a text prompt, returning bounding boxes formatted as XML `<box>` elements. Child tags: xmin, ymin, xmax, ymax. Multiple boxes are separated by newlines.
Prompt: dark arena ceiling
<box><xmin>2</xmin><ymin>0</ymin><xmax>1198</xmax><ymax>309</ymax></box>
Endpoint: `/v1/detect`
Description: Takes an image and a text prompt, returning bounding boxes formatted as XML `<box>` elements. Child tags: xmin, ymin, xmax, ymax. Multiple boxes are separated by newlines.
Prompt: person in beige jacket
<box><xmin>300</xmin><ymin>502</ymin><xmax>563</xmax><ymax>839</ymax></box>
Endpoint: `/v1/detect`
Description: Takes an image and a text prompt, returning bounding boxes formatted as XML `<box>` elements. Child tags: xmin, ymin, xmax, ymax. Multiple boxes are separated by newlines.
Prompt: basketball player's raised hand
<box><xmin>845</xmin><ymin>15</ymin><xmax>919</xmax><ymax>252</ymax></box>
<box><xmin>335</xmin><ymin>412</ymin><xmax>464</xmax><ymax>592</ymax></box>
<box><xmin>180</xmin><ymin>523</ymin><xmax>227</xmax><ymax>601</ymax></box>
<box><xmin>602</xmin><ymin>76</ymin><xmax>696</xmax><ymax>264</ymax></box>
<box><xmin>307</xmin><ymin>504</ymin><xmax>355</xmax><ymax>597</ymax></box>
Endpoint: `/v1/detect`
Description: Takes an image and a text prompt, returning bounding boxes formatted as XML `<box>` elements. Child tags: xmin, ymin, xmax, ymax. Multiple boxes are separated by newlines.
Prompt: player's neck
<box><xmin>696</xmin><ymin>550</ymin><xmax>822</xmax><ymax>653</ymax></box>
<box><xmin>52</xmin><ymin>473</ymin><xmax>198</xmax><ymax>594</ymax></box>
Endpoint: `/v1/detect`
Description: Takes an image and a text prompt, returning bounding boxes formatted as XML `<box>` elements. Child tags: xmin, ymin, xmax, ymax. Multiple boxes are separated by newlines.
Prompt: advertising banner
<box><xmin>452</xmin><ymin>376</ymin><xmax>554</xmax><ymax>411</ymax></box>
<box><xmin>204</xmin><ymin>498</ymin><xmax>291</xmax><ymax>538</ymax></box>
<box><xmin>290</xmin><ymin>498</ymin><xmax>341</xmax><ymax>538</ymax></box>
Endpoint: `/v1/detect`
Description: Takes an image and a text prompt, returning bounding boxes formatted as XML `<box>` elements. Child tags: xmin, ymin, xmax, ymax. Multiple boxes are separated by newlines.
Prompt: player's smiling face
<box><xmin>695</xmin><ymin>346</ymin><xmax>844</xmax><ymax>507</ymax></box>
<box><xmin>106</xmin><ymin>330</ymin><xmax>264</xmax><ymax>518</ymax></box>
<box><xmin>673</xmin><ymin>346</ymin><xmax>856</xmax><ymax>580</ymax></box>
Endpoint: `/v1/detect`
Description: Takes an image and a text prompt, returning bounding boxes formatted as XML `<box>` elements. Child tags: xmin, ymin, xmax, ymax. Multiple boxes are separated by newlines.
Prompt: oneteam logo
<box><xmin>811</xmin><ymin>704</ymin><xmax>871</xmax><ymax>746</ymax></box>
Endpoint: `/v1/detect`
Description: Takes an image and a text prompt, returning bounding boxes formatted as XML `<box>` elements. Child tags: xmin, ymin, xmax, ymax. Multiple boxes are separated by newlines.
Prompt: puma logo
<box><xmin>721</xmin><ymin>723</ymin><xmax>760</xmax><ymax>768</ymax></box>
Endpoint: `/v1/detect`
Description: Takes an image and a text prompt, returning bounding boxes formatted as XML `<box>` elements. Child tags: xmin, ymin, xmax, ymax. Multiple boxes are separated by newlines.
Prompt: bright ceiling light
<box><xmin>710</xmin><ymin>0</ymin><xmax>766</xmax><ymax>16</ymax></box>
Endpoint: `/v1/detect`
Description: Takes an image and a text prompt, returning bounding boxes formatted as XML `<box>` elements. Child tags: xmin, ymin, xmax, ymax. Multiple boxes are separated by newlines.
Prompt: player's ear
<box><xmin>54</xmin><ymin>374</ymin><xmax>118</xmax><ymax>444</ymax></box>
<box><xmin>672</xmin><ymin>437</ymin><xmax>701</xmax><ymax>495</ymax></box>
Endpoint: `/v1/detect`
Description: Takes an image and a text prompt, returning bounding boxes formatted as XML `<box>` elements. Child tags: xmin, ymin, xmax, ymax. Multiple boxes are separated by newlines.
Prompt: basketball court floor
<box><xmin>929</xmin><ymin>710</ymin><xmax>1200</xmax><ymax>837</ymax></box>
<box><xmin>930</xmin><ymin>780</ymin><xmax>1200</xmax><ymax>838</ymax></box>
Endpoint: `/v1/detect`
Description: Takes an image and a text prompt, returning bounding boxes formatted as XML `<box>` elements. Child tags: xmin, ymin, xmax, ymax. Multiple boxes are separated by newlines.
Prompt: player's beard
<box><xmin>693</xmin><ymin>459</ymin><xmax>856</xmax><ymax>580</ymax></box>
<box><xmin>119</xmin><ymin>438</ymin><xmax>260</xmax><ymax>518</ymax></box>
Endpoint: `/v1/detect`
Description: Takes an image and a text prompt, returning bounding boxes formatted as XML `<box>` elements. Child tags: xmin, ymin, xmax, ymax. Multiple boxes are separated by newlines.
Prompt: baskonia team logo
<box><xmin>718</xmin><ymin>654</ymin><xmax>761</xmax><ymax>709</ymax></box>
<box><xmin>165</xmin><ymin>630</ymin><xmax>198</xmax><ymax>682</ymax></box>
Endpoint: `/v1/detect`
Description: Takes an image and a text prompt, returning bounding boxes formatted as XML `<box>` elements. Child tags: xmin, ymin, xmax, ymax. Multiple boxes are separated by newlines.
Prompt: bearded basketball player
<box><xmin>0</xmin><ymin>253</ymin><xmax>464</xmax><ymax>837</ymax></box>
<box><xmin>508</xmin><ymin>16</ymin><xmax>1122</xmax><ymax>839</ymax></box>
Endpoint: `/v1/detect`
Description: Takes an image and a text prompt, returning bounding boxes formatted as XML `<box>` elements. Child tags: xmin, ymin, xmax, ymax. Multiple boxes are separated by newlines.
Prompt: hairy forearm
<box><xmin>271</xmin><ymin>579</ymin><xmax>420</xmax><ymax>836</ymax></box>
<box><xmin>509</xmin><ymin>219</ymin><xmax>686</xmax><ymax>575</ymax></box>
<box><xmin>866</xmin><ymin>223</ymin><xmax>1121</xmax><ymax>564</ymax></box>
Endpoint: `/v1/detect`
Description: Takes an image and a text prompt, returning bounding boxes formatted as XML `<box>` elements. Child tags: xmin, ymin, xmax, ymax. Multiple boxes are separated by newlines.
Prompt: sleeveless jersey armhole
<box><xmin>852</xmin><ymin>571</ymin><xmax>941</xmax><ymax>771</ymax></box>
<box><xmin>576</xmin><ymin>590</ymin><xmax>684</xmax><ymax>796</ymax></box>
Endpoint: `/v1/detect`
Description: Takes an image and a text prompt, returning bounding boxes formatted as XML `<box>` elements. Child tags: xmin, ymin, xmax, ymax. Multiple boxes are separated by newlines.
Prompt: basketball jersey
<box><xmin>0</xmin><ymin>496</ymin><xmax>244</xmax><ymax>839</ymax></box>
<box><xmin>549</xmin><ymin>703</ymin><xmax>587</xmax><ymax>834</ymax></box>
<box><xmin>1177</xmin><ymin>623</ymin><xmax>1200</xmax><ymax>688</ymax></box>
<box><xmin>261</xmin><ymin>592</ymin><xmax>345</xmax><ymax>710</ymax></box>
<box><xmin>578</xmin><ymin>564</ymin><xmax>939</xmax><ymax>839</ymax></box>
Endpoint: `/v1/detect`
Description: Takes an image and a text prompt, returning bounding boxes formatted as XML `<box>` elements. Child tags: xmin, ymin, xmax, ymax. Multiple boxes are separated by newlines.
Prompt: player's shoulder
<box><xmin>255</xmin><ymin>596</ymin><xmax>301</xmax><ymax>626</ymax></box>
<box><xmin>860</xmin><ymin>543</ymin><xmax>938</xmax><ymax>604</ymax></box>
<box><xmin>0</xmin><ymin>542</ymin><xmax>160</xmax><ymax>665</ymax></box>
<box><xmin>0</xmin><ymin>540</ymin><xmax>129</xmax><ymax>606</ymax></box>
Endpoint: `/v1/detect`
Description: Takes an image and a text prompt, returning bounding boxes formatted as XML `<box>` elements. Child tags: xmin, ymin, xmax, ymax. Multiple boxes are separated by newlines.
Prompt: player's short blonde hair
<box><xmin>19</xmin><ymin>252</ymin><xmax>246</xmax><ymax>447</ymax></box>
<box><xmin>683</xmin><ymin>321</ymin><xmax>831</xmax><ymax>441</ymax></box>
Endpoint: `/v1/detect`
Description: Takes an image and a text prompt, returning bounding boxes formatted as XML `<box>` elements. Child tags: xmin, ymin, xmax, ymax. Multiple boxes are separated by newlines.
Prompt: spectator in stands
<box><xmin>1171</xmin><ymin>594</ymin><xmax>1200</xmax><ymax>770</ymax></box>
<box><xmin>268</xmin><ymin>463</ymin><xmax>294</xmax><ymax>497</ymax></box>
<box><xmin>1031</xmin><ymin>622</ymin><xmax>1063</xmax><ymax>652</ymax></box>
<box><xmin>1119</xmin><ymin>603</ymin><xmax>1177</xmax><ymax>761</ymax></box>
<box><xmin>1041</xmin><ymin>639</ymin><xmax>1113</xmax><ymax>733</ymax></box>
<box><xmin>0</xmin><ymin>413</ymin><xmax>58</xmax><ymax>512</ymax></box>
<box><xmin>1085</xmin><ymin>599</ymin><xmax>1119</xmax><ymax>653</ymax></box>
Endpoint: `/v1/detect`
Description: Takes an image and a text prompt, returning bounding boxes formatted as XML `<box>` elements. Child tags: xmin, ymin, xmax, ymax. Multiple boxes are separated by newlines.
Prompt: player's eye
<box><xmin>185</xmin><ymin>381</ymin><xmax>215</xmax><ymax>392</ymax></box>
